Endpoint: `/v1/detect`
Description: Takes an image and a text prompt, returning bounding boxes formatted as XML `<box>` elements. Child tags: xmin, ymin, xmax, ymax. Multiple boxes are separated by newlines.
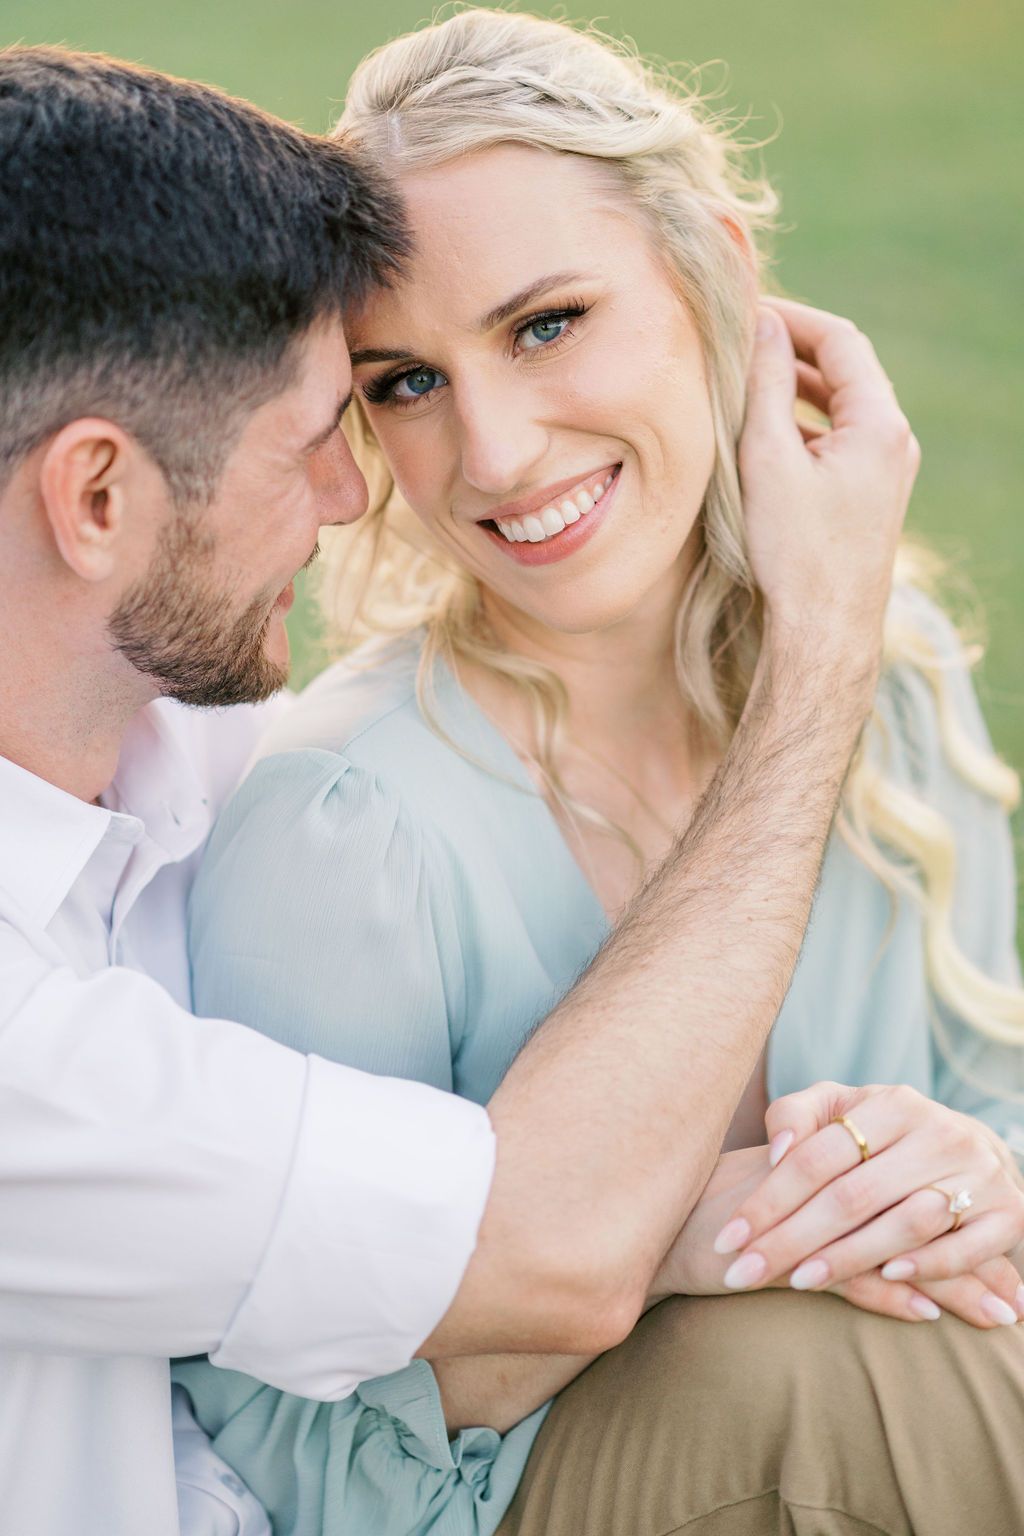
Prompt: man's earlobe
<box><xmin>39</xmin><ymin>420</ymin><xmax>131</xmax><ymax>582</ymax></box>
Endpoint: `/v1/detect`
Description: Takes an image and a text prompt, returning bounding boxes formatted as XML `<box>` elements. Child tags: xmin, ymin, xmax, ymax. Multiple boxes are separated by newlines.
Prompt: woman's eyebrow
<box><xmin>349</xmin><ymin>346</ymin><xmax>412</xmax><ymax>368</ymax></box>
<box><xmin>349</xmin><ymin>271</ymin><xmax>589</xmax><ymax>367</ymax></box>
<box><xmin>478</xmin><ymin>271</ymin><xmax>586</xmax><ymax>331</ymax></box>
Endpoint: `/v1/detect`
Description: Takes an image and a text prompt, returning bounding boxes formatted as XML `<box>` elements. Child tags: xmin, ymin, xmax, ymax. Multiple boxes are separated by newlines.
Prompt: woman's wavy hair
<box><xmin>325</xmin><ymin>7</ymin><xmax>1023</xmax><ymax>1048</ymax></box>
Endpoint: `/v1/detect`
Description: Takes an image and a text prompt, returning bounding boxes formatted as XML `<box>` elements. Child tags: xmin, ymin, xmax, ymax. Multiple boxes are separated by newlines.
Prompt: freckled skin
<box><xmin>350</xmin><ymin>144</ymin><xmax>717</xmax><ymax>640</ymax></box>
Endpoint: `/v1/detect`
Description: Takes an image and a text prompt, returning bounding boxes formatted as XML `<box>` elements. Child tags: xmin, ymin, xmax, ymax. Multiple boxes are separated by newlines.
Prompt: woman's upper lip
<box><xmin>473</xmin><ymin>464</ymin><xmax>620</xmax><ymax>526</ymax></box>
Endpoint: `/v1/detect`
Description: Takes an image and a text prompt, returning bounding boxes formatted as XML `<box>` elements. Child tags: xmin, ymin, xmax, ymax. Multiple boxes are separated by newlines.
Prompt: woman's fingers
<box><xmin>784</xmin><ymin>1202</ymin><xmax>1018</xmax><ymax>1292</ymax></box>
<box><xmin>829</xmin><ymin>1262</ymin><xmax>1024</xmax><ymax>1330</ymax></box>
<box><xmin>830</xmin><ymin>1269</ymin><xmax>944</xmax><ymax>1324</ymax></box>
<box><xmin>716</xmin><ymin>1150</ymin><xmax>997</xmax><ymax>1288</ymax></box>
<box><xmin>730</xmin><ymin>1085</ymin><xmax>921</xmax><ymax>1246</ymax></box>
<box><xmin>762</xmin><ymin>1080</ymin><xmax>852</xmax><ymax>1166</ymax></box>
<box><xmin>879</xmin><ymin>1208</ymin><xmax>1024</xmax><ymax>1283</ymax></box>
<box><xmin>716</xmin><ymin>1084</ymin><xmax>1024</xmax><ymax>1290</ymax></box>
<box><xmin>913</xmin><ymin>1261</ymin><xmax>1024</xmax><ymax>1328</ymax></box>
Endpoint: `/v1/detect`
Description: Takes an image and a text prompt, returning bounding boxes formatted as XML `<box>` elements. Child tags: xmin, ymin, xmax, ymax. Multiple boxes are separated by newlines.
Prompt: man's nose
<box><xmin>312</xmin><ymin>428</ymin><xmax>369</xmax><ymax>527</ymax></box>
<box><xmin>456</xmin><ymin>376</ymin><xmax>548</xmax><ymax>496</ymax></box>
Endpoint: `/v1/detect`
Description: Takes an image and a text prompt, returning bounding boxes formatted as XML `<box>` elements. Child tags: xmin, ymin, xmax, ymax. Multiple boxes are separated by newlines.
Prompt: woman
<box><xmin>176</xmin><ymin>10</ymin><xmax>1024</xmax><ymax>1534</ymax></box>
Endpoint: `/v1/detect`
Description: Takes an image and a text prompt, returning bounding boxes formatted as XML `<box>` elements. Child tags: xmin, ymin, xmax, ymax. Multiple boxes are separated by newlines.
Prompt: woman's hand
<box><xmin>710</xmin><ymin>1082</ymin><xmax>1024</xmax><ymax>1326</ymax></box>
<box><xmin>652</xmin><ymin>1142</ymin><xmax>1024</xmax><ymax>1329</ymax></box>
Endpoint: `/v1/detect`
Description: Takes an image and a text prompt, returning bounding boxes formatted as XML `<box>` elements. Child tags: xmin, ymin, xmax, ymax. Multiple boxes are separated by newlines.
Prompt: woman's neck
<box><xmin>478</xmin><ymin>569</ymin><xmax>694</xmax><ymax>765</ymax></box>
<box><xmin>455</xmin><ymin>566</ymin><xmax>717</xmax><ymax>919</ymax></box>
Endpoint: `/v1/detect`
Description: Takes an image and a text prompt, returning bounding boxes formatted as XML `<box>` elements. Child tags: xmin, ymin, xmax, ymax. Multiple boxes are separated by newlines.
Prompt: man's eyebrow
<box><xmin>349</xmin><ymin>273</ymin><xmax>588</xmax><ymax>368</ymax></box>
<box><xmin>302</xmin><ymin>391</ymin><xmax>352</xmax><ymax>453</ymax></box>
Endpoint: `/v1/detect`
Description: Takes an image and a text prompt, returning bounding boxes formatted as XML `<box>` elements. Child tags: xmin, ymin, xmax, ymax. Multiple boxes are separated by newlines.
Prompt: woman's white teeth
<box><xmin>495</xmin><ymin>472</ymin><xmax>615</xmax><ymax>544</ymax></box>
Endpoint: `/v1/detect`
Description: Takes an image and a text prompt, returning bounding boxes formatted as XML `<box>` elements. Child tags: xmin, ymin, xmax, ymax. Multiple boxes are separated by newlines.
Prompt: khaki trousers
<box><xmin>496</xmin><ymin>1291</ymin><xmax>1024</xmax><ymax>1536</ymax></box>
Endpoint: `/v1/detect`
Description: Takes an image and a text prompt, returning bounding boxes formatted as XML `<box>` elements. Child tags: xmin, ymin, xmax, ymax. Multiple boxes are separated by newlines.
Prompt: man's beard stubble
<box><xmin>108</xmin><ymin>513</ymin><xmax>291</xmax><ymax>708</ymax></box>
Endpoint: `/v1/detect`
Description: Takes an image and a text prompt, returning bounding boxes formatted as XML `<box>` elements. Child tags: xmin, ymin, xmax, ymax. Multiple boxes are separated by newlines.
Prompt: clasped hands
<box><xmin>655</xmin><ymin>1082</ymin><xmax>1024</xmax><ymax>1329</ymax></box>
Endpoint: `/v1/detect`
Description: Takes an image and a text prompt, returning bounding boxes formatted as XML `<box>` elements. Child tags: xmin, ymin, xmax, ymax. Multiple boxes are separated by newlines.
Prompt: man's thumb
<box><xmin>741</xmin><ymin>306</ymin><xmax>801</xmax><ymax>458</ymax></box>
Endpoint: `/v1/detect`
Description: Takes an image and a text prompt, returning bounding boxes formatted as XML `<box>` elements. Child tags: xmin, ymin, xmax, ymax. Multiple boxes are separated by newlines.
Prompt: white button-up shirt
<box><xmin>0</xmin><ymin>697</ymin><xmax>496</xmax><ymax>1536</ymax></box>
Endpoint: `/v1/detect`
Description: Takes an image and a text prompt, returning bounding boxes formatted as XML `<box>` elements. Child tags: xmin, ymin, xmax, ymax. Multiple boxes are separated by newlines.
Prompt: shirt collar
<box><xmin>0</xmin><ymin>699</ymin><xmax>213</xmax><ymax>930</ymax></box>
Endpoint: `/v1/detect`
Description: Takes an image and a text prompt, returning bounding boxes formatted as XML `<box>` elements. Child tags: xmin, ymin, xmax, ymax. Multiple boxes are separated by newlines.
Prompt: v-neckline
<box><xmin>431</xmin><ymin>652</ymin><xmax>612</xmax><ymax>936</ymax></box>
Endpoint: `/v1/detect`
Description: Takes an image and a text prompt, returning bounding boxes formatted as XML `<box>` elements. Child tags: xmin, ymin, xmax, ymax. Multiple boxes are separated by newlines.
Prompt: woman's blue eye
<box><xmin>394</xmin><ymin>366</ymin><xmax>443</xmax><ymax>400</ymax></box>
<box><xmin>521</xmin><ymin>316</ymin><xmax>568</xmax><ymax>349</ymax></box>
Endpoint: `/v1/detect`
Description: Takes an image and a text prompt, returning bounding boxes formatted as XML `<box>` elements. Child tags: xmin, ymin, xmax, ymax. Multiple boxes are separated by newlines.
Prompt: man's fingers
<box><xmin>794</xmin><ymin>360</ymin><xmax>831</xmax><ymax>418</ymax></box>
<box><xmin>739</xmin><ymin>306</ymin><xmax>803</xmax><ymax>465</ymax></box>
<box><xmin>763</xmin><ymin>296</ymin><xmax>906</xmax><ymax>437</ymax></box>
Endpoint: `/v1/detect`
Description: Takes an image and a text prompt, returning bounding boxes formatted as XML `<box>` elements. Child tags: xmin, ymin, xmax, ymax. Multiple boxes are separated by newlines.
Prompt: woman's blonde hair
<box><xmin>325</xmin><ymin>6</ymin><xmax>1023</xmax><ymax>1047</ymax></box>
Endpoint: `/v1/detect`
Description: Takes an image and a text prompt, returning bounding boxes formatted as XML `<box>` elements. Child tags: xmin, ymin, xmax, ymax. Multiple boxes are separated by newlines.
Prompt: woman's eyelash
<box><xmin>360</xmin><ymin>299</ymin><xmax>591</xmax><ymax>408</ymax></box>
<box><xmin>361</xmin><ymin>368</ymin><xmax>418</xmax><ymax>407</ymax></box>
<box><xmin>514</xmin><ymin>300</ymin><xmax>588</xmax><ymax>347</ymax></box>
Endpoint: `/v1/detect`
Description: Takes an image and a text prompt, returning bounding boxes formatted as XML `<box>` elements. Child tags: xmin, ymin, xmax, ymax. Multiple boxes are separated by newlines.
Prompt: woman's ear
<box><xmin>717</xmin><ymin>210</ymin><xmax>759</xmax><ymax>284</ymax></box>
<box><xmin>38</xmin><ymin>419</ymin><xmax>137</xmax><ymax>582</ymax></box>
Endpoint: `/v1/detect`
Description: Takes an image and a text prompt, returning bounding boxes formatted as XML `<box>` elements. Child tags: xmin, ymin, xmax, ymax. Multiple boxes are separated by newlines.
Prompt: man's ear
<box><xmin>38</xmin><ymin>419</ymin><xmax>139</xmax><ymax>582</ymax></box>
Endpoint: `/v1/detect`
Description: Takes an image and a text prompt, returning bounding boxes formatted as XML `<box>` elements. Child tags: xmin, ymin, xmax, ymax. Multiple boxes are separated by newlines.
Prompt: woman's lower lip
<box><xmin>482</xmin><ymin>471</ymin><xmax>620</xmax><ymax>566</ymax></box>
<box><xmin>275</xmin><ymin>581</ymin><xmax>295</xmax><ymax>613</ymax></box>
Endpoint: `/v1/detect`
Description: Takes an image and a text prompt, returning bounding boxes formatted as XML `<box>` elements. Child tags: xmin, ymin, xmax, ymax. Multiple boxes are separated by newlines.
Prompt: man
<box><xmin>0</xmin><ymin>42</ymin><xmax>971</xmax><ymax>1536</ymax></box>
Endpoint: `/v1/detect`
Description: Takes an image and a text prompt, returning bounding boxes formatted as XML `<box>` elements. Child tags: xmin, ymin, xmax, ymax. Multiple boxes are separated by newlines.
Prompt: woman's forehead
<box><xmin>351</xmin><ymin>147</ymin><xmax>649</xmax><ymax>340</ymax></box>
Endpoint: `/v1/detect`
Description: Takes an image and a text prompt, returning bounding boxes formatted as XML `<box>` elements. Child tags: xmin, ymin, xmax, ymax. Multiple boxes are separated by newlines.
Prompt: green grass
<box><xmin>5</xmin><ymin>0</ymin><xmax>1023</xmax><ymax>928</ymax></box>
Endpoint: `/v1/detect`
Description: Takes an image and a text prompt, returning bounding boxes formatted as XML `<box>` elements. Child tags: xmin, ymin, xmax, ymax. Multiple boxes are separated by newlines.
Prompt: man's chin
<box><xmin>158</xmin><ymin>636</ymin><xmax>291</xmax><ymax>708</ymax></box>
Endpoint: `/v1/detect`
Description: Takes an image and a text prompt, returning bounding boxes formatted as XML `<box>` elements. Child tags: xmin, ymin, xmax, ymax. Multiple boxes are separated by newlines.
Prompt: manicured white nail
<box><xmin>756</xmin><ymin>309</ymin><xmax>777</xmax><ymax>340</ymax></box>
<box><xmin>790</xmin><ymin>1258</ymin><xmax>830</xmax><ymax>1290</ymax></box>
<box><xmin>981</xmin><ymin>1295</ymin><xmax>1019</xmax><ymax>1327</ymax></box>
<box><xmin>723</xmin><ymin>1252</ymin><xmax>767</xmax><ymax>1290</ymax></box>
<box><xmin>1016</xmin><ymin>1284</ymin><xmax>1024</xmax><ymax>1321</ymax></box>
<box><xmin>907</xmin><ymin>1295</ymin><xmax>941</xmax><ymax>1321</ymax></box>
<box><xmin>881</xmin><ymin>1259</ymin><xmax>917</xmax><ymax>1281</ymax></box>
<box><xmin>713</xmin><ymin>1218</ymin><xmax>750</xmax><ymax>1255</ymax></box>
<box><xmin>768</xmin><ymin>1130</ymin><xmax>794</xmax><ymax>1167</ymax></box>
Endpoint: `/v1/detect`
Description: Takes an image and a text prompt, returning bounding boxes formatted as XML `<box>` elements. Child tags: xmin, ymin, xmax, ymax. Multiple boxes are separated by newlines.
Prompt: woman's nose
<box><xmin>455</xmin><ymin>377</ymin><xmax>548</xmax><ymax>496</ymax></box>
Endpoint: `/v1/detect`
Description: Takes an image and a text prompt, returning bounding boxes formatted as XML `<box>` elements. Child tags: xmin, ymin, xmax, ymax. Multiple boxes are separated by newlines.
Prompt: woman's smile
<box><xmin>349</xmin><ymin>143</ymin><xmax>717</xmax><ymax>636</ymax></box>
<box><xmin>482</xmin><ymin>464</ymin><xmax>619</xmax><ymax>564</ymax></box>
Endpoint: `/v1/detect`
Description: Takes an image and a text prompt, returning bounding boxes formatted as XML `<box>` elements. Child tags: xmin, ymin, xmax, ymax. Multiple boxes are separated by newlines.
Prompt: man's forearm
<box><xmin>425</xmin><ymin>633</ymin><xmax>878</xmax><ymax>1357</ymax></box>
<box><xmin>433</xmin><ymin>1349</ymin><xmax>597</xmax><ymax>1436</ymax></box>
<box><xmin>421</xmin><ymin>300</ymin><xmax>917</xmax><ymax>1359</ymax></box>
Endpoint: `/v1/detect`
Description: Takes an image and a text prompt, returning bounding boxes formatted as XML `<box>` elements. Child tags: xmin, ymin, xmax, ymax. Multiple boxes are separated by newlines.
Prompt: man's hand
<box><xmin>425</xmin><ymin>306</ymin><xmax>922</xmax><ymax>1360</ymax></box>
<box><xmin>742</xmin><ymin>298</ymin><xmax>920</xmax><ymax>675</ymax></box>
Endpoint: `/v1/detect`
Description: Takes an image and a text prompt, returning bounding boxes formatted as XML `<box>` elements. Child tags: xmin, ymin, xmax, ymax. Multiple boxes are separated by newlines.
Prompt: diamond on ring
<box><xmin>924</xmin><ymin>1183</ymin><xmax>973</xmax><ymax>1231</ymax></box>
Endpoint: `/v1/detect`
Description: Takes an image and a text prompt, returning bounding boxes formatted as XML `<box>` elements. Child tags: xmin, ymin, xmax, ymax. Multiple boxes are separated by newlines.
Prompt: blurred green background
<box><xmin>4</xmin><ymin>0</ymin><xmax>1022</xmax><ymax>918</ymax></box>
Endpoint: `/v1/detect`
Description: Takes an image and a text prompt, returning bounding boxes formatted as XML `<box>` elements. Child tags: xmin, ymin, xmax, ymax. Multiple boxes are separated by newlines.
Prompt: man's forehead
<box><xmin>257</xmin><ymin>317</ymin><xmax>353</xmax><ymax>447</ymax></box>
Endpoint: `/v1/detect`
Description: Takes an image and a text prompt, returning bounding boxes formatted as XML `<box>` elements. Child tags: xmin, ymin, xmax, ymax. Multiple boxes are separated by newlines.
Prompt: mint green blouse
<box><xmin>175</xmin><ymin>589</ymin><xmax>1024</xmax><ymax>1536</ymax></box>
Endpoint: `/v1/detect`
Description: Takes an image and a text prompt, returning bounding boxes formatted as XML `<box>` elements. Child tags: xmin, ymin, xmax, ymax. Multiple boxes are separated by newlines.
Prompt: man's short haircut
<box><xmin>0</xmin><ymin>47</ymin><xmax>408</xmax><ymax>502</ymax></box>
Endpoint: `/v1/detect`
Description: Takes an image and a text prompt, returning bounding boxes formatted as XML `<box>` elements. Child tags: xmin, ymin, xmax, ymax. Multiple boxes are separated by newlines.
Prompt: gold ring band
<box><xmin>831</xmin><ymin>1114</ymin><xmax>871</xmax><ymax>1162</ymax></box>
<box><xmin>924</xmin><ymin>1184</ymin><xmax>973</xmax><ymax>1232</ymax></box>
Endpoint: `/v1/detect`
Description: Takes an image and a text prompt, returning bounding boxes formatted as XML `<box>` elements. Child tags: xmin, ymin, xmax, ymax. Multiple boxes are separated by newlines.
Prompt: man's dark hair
<box><xmin>0</xmin><ymin>46</ymin><xmax>407</xmax><ymax>501</ymax></box>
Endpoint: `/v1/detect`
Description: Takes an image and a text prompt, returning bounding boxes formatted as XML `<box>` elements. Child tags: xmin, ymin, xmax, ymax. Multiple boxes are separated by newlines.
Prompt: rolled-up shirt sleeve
<box><xmin>0</xmin><ymin>912</ymin><xmax>495</xmax><ymax>1396</ymax></box>
<box><xmin>211</xmin><ymin>1055</ymin><xmax>496</xmax><ymax>1395</ymax></box>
